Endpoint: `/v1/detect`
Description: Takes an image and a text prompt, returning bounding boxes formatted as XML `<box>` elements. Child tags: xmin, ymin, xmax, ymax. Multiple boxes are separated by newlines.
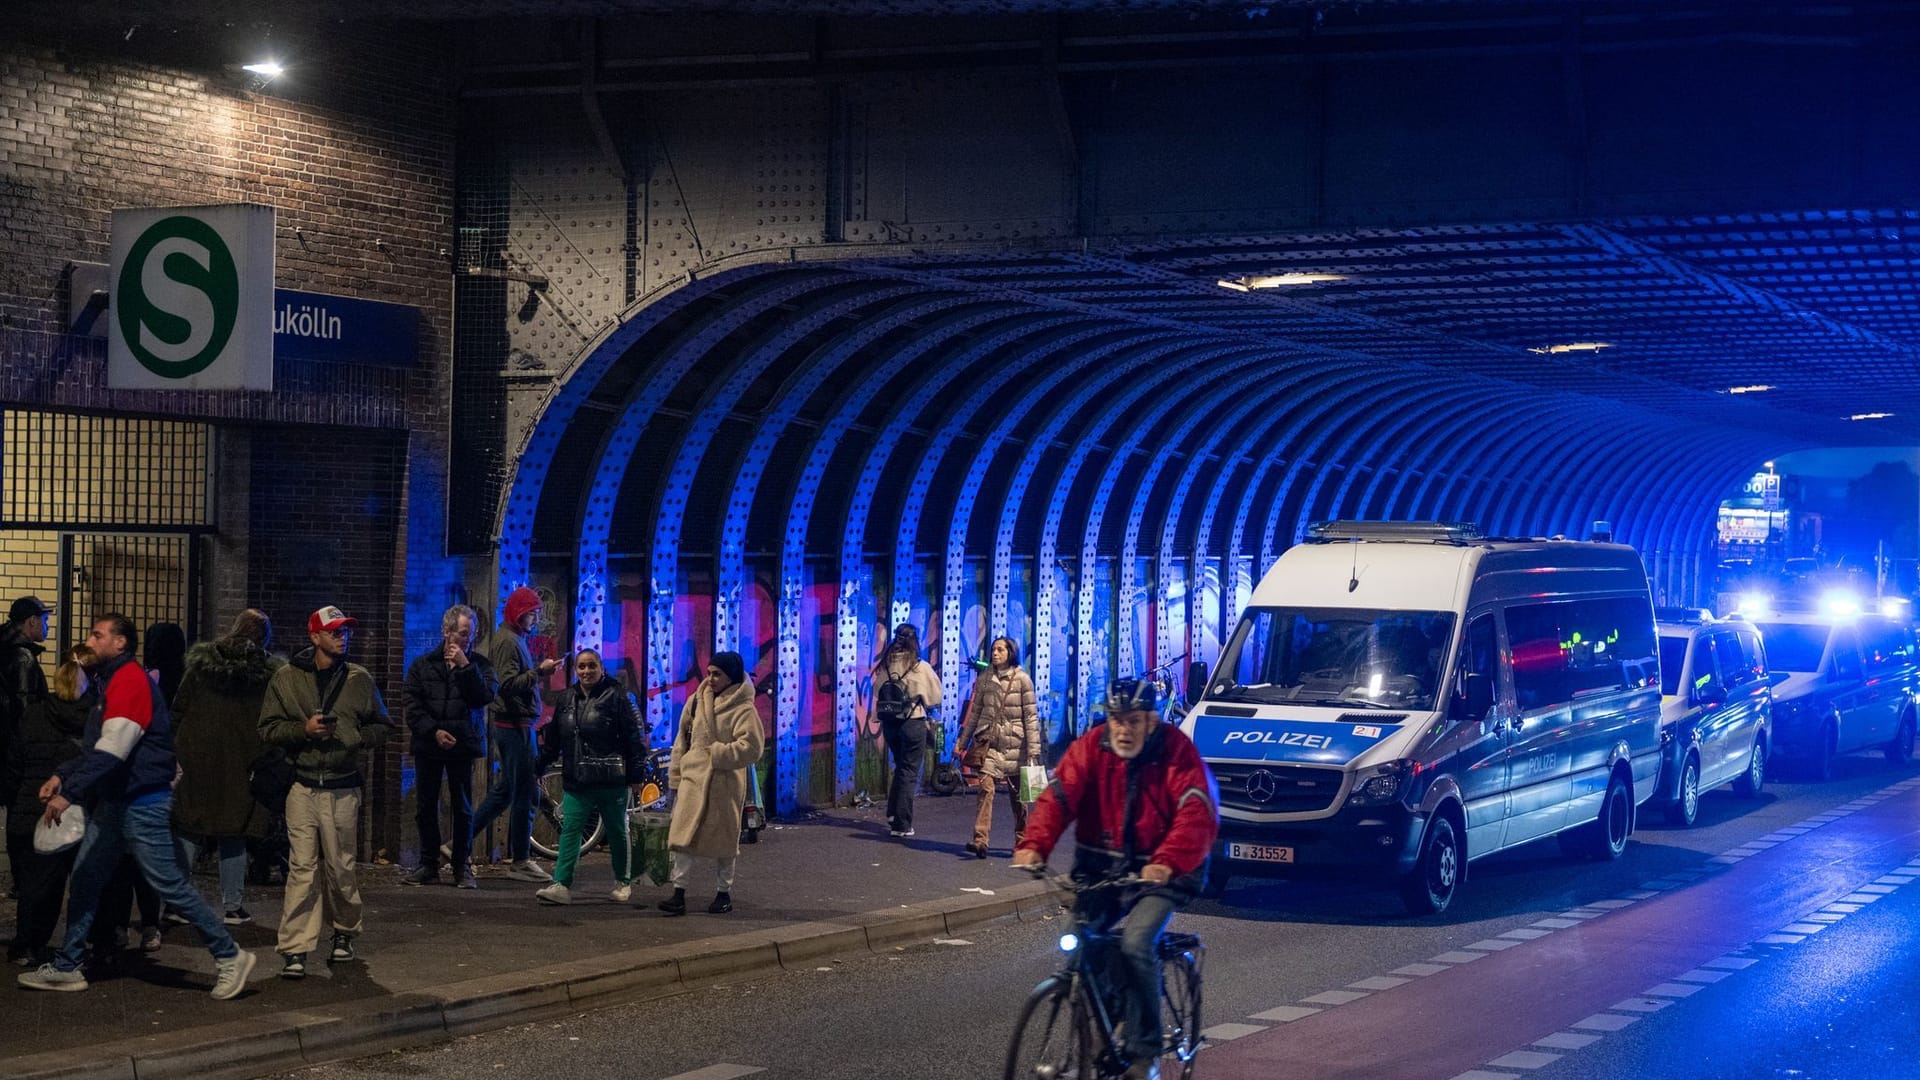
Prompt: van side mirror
<box><xmin>1695</xmin><ymin>683</ymin><xmax>1727</xmax><ymax>708</ymax></box>
<box><xmin>1185</xmin><ymin>661</ymin><xmax>1210</xmax><ymax>707</ymax></box>
<box><xmin>1461</xmin><ymin>672</ymin><xmax>1493</xmax><ymax>722</ymax></box>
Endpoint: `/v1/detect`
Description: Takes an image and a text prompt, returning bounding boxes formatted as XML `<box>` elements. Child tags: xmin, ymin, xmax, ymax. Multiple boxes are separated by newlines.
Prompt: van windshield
<box><xmin>1212</xmin><ymin>607</ymin><xmax>1456</xmax><ymax>711</ymax></box>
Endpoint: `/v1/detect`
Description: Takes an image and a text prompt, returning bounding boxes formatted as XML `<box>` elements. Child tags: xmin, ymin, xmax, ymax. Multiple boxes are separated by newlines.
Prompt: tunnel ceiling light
<box><xmin>1849</xmin><ymin>411</ymin><xmax>1895</xmax><ymax>420</ymax></box>
<box><xmin>1216</xmin><ymin>273</ymin><xmax>1348</xmax><ymax>291</ymax></box>
<box><xmin>241</xmin><ymin>59</ymin><xmax>284</xmax><ymax>79</ymax></box>
<box><xmin>1727</xmin><ymin>384</ymin><xmax>1774</xmax><ymax>394</ymax></box>
<box><xmin>1527</xmin><ymin>341</ymin><xmax>1613</xmax><ymax>355</ymax></box>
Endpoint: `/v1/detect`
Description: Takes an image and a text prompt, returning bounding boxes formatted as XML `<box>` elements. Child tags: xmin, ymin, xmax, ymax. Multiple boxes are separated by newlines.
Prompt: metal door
<box><xmin>58</xmin><ymin>531</ymin><xmax>201</xmax><ymax>658</ymax></box>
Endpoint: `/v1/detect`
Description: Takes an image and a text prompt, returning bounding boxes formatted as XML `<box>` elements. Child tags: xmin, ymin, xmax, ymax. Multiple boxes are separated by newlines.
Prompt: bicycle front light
<box><xmin>1058</xmin><ymin>932</ymin><xmax>1080</xmax><ymax>953</ymax></box>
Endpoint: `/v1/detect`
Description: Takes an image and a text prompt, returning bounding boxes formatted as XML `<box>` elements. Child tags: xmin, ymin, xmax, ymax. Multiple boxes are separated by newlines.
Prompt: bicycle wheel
<box><xmin>529</xmin><ymin>771</ymin><xmax>606</xmax><ymax>859</ymax></box>
<box><xmin>1005</xmin><ymin>975</ymin><xmax>1091</xmax><ymax>1080</ymax></box>
<box><xmin>1158</xmin><ymin>942</ymin><xmax>1203</xmax><ymax>1080</ymax></box>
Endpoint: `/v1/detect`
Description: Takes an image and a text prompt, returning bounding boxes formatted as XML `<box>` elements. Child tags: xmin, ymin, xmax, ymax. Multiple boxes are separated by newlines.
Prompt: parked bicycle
<box><xmin>1005</xmin><ymin>871</ymin><xmax>1204</xmax><ymax>1080</ymax></box>
<box><xmin>529</xmin><ymin>747</ymin><xmax>667</xmax><ymax>859</ymax></box>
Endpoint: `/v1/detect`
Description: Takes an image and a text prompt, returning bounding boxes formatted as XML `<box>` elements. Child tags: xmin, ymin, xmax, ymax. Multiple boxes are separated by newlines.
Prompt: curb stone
<box><xmin>0</xmin><ymin>877</ymin><xmax>1052</xmax><ymax>1080</ymax></box>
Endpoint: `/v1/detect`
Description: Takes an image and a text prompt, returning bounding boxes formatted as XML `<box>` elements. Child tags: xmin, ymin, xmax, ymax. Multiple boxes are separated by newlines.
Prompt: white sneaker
<box><xmin>508</xmin><ymin>859</ymin><xmax>551</xmax><ymax>882</ymax></box>
<box><xmin>211</xmin><ymin>950</ymin><xmax>257</xmax><ymax>1000</ymax></box>
<box><xmin>535</xmin><ymin>882</ymin><xmax>571</xmax><ymax>905</ymax></box>
<box><xmin>16</xmin><ymin>963</ymin><xmax>88</xmax><ymax>992</ymax></box>
<box><xmin>610</xmin><ymin>883</ymin><xmax>632</xmax><ymax>903</ymax></box>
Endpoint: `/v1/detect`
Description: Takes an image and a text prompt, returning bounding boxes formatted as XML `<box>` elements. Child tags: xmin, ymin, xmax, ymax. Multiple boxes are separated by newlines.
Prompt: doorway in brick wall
<box><xmin>58</xmin><ymin>531</ymin><xmax>203</xmax><ymax>659</ymax></box>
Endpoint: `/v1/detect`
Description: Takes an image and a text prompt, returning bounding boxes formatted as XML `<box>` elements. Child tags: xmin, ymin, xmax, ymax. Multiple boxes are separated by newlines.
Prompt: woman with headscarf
<box><xmin>532</xmin><ymin>648</ymin><xmax>649</xmax><ymax>906</ymax></box>
<box><xmin>956</xmin><ymin>636</ymin><xmax>1040</xmax><ymax>858</ymax></box>
<box><xmin>870</xmin><ymin>624</ymin><xmax>941</xmax><ymax>838</ymax></box>
<box><xmin>659</xmin><ymin>652</ymin><xmax>763</xmax><ymax>915</ymax></box>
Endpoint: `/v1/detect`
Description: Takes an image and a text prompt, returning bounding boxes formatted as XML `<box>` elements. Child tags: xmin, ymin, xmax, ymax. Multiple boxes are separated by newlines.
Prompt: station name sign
<box><xmin>272</xmin><ymin>289</ymin><xmax>418</xmax><ymax>369</ymax></box>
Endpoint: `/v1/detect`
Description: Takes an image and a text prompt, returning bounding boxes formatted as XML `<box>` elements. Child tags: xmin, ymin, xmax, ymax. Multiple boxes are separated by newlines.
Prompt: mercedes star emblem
<box><xmin>1245</xmin><ymin>769</ymin><xmax>1278</xmax><ymax>804</ymax></box>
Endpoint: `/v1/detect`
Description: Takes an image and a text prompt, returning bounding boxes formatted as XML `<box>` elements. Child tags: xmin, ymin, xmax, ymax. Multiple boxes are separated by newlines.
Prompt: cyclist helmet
<box><xmin>1105</xmin><ymin>676</ymin><xmax>1163</xmax><ymax>718</ymax></box>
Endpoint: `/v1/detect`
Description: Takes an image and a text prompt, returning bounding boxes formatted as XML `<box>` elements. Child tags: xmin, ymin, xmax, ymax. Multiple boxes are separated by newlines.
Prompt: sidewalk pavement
<box><xmin>0</xmin><ymin>791</ymin><xmax>1062</xmax><ymax>1079</ymax></box>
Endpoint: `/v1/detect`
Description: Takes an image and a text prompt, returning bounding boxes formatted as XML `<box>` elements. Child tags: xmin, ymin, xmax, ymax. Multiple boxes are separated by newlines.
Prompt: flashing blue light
<box><xmin>1737</xmin><ymin>592</ymin><xmax>1772</xmax><ymax>617</ymax></box>
<box><xmin>1823</xmin><ymin>590</ymin><xmax>1863</xmax><ymax>618</ymax></box>
<box><xmin>1058</xmin><ymin>933</ymin><xmax>1080</xmax><ymax>953</ymax></box>
<box><xmin>1881</xmin><ymin>597</ymin><xmax>1913</xmax><ymax>618</ymax></box>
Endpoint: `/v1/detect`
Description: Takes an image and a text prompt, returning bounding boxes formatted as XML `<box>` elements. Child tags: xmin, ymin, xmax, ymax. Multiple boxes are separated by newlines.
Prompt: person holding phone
<box><xmin>470</xmin><ymin>587</ymin><xmax>563</xmax><ymax>882</ymax></box>
<box><xmin>402</xmin><ymin>605</ymin><xmax>496</xmax><ymax>889</ymax></box>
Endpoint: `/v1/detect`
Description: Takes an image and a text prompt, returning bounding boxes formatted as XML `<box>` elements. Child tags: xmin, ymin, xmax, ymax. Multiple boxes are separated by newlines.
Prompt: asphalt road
<box><xmin>282</xmin><ymin>752</ymin><xmax>1920</xmax><ymax>1080</ymax></box>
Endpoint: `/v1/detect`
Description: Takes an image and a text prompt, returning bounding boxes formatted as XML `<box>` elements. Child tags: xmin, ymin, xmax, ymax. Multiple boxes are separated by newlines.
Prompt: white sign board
<box><xmin>108</xmin><ymin>204</ymin><xmax>274</xmax><ymax>390</ymax></box>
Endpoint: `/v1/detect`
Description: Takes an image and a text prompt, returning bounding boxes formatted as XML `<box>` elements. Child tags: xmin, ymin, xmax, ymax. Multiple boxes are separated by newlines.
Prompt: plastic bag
<box><xmin>631</xmin><ymin>811</ymin><xmax>673</xmax><ymax>886</ymax></box>
<box><xmin>1017</xmin><ymin>764</ymin><xmax>1049</xmax><ymax>804</ymax></box>
<box><xmin>34</xmin><ymin>803</ymin><xmax>85</xmax><ymax>854</ymax></box>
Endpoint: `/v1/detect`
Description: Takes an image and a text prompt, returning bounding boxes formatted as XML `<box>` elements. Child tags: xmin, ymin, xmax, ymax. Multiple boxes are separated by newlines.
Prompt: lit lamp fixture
<box><xmin>1216</xmin><ymin>273</ymin><xmax>1348</xmax><ymax>291</ymax></box>
<box><xmin>1727</xmin><ymin>384</ymin><xmax>1774</xmax><ymax>394</ymax></box>
<box><xmin>242</xmin><ymin>59</ymin><xmax>284</xmax><ymax>79</ymax></box>
<box><xmin>1849</xmin><ymin>412</ymin><xmax>1894</xmax><ymax>421</ymax></box>
<box><xmin>1527</xmin><ymin>341</ymin><xmax>1613</xmax><ymax>355</ymax></box>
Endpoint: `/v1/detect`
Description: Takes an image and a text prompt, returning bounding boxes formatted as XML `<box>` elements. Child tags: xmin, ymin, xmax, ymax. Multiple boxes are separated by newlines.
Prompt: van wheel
<box><xmin>1734</xmin><ymin>736</ymin><xmax>1766</xmax><ymax>798</ymax></box>
<box><xmin>1809</xmin><ymin>722</ymin><xmax>1838</xmax><ymax>781</ymax></box>
<box><xmin>1886</xmin><ymin>713</ymin><xmax>1915</xmax><ymax>766</ymax></box>
<box><xmin>1665</xmin><ymin>756</ymin><xmax>1701</xmax><ymax>827</ymax></box>
<box><xmin>1398</xmin><ymin>814</ymin><xmax>1460</xmax><ymax>916</ymax></box>
<box><xmin>1571</xmin><ymin>773</ymin><xmax>1632</xmax><ymax>861</ymax></box>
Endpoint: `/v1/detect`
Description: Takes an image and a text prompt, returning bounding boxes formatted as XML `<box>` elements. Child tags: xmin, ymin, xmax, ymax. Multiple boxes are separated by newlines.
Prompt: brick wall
<box><xmin>0</xmin><ymin>21</ymin><xmax>463</xmax><ymax>857</ymax></box>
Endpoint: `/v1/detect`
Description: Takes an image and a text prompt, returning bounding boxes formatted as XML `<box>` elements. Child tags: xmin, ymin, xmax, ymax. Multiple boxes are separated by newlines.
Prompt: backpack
<box><xmin>875</xmin><ymin>666</ymin><xmax>914</xmax><ymax>724</ymax></box>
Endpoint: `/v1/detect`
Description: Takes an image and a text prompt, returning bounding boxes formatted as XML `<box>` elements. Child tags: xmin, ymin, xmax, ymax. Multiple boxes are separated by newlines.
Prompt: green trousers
<box><xmin>554</xmin><ymin>784</ymin><xmax>631</xmax><ymax>887</ymax></box>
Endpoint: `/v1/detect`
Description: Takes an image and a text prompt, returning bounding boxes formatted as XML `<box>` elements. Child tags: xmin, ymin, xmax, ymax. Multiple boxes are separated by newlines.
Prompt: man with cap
<box><xmin>469</xmin><ymin>586</ymin><xmax>562</xmax><ymax>882</ymax></box>
<box><xmin>0</xmin><ymin>595</ymin><xmax>51</xmax><ymax>890</ymax></box>
<box><xmin>258</xmin><ymin>605</ymin><xmax>392</xmax><ymax>980</ymax></box>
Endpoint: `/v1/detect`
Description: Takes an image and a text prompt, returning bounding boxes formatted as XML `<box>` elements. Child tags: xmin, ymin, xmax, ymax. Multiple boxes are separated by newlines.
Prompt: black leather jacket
<box><xmin>535</xmin><ymin>679</ymin><xmax>649</xmax><ymax>790</ymax></box>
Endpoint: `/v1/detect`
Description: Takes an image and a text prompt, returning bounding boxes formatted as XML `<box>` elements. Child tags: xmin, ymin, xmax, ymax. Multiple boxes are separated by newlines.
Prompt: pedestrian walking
<box><xmin>258</xmin><ymin>605</ymin><xmax>391</xmax><ymax>981</ymax></box>
<box><xmin>402</xmin><ymin>605</ymin><xmax>495</xmax><ymax>889</ymax></box>
<box><xmin>5</xmin><ymin>646</ymin><xmax>91</xmax><ymax>967</ymax></box>
<box><xmin>533</xmin><ymin>649</ymin><xmax>648</xmax><ymax>906</ymax></box>
<box><xmin>0</xmin><ymin>595</ymin><xmax>53</xmax><ymax>891</ymax></box>
<box><xmin>170</xmin><ymin>609</ymin><xmax>281</xmax><ymax>926</ymax></box>
<box><xmin>870</xmin><ymin>624</ymin><xmax>940</xmax><ymax>838</ymax></box>
<box><xmin>659</xmin><ymin>652</ymin><xmax>762</xmax><ymax>915</ymax></box>
<box><xmin>16</xmin><ymin>615</ymin><xmax>256</xmax><ymax>999</ymax></box>
<box><xmin>469</xmin><ymin>586</ymin><xmax>561</xmax><ymax>882</ymax></box>
<box><xmin>956</xmin><ymin>636</ymin><xmax>1040</xmax><ymax>858</ymax></box>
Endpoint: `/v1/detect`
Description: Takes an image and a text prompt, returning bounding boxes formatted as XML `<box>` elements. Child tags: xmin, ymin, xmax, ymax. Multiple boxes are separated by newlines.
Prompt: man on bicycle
<box><xmin>1013</xmin><ymin>677</ymin><xmax>1218</xmax><ymax>1080</ymax></box>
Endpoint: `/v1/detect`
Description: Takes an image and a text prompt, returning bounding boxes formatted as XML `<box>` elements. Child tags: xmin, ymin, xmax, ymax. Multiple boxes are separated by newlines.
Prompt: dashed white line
<box><xmin>1200</xmin><ymin>1022</ymin><xmax>1267</xmax><ymax>1042</ymax></box>
<box><xmin>1249</xmin><ymin>1004</ymin><xmax>1322</xmax><ymax>1023</ymax></box>
<box><xmin>1487</xmin><ymin>1049</ymin><xmax>1561</xmax><ymax>1070</ymax></box>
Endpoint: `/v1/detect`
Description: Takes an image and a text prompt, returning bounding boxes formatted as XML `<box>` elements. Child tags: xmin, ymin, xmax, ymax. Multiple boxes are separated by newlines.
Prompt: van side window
<box><xmin>1691</xmin><ymin>639</ymin><xmax>1721</xmax><ymax>691</ymax></box>
<box><xmin>1452</xmin><ymin>614</ymin><xmax>1497</xmax><ymax>724</ymax></box>
<box><xmin>1831</xmin><ymin>629</ymin><xmax>1862</xmax><ymax>681</ymax></box>
<box><xmin>1739</xmin><ymin>629</ymin><xmax>1767</xmax><ymax>679</ymax></box>
<box><xmin>1861</xmin><ymin>620</ymin><xmax>1915</xmax><ymax>672</ymax></box>
<box><xmin>1505</xmin><ymin>596</ymin><xmax>1660</xmax><ymax>711</ymax></box>
<box><xmin>1713</xmin><ymin>632</ymin><xmax>1755</xmax><ymax>688</ymax></box>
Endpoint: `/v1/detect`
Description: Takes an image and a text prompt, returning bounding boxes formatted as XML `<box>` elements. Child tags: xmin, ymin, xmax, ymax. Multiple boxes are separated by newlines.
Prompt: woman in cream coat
<box><xmin>660</xmin><ymin>651</ymin><xmax>763</xmax><ymax>915</ymax></box>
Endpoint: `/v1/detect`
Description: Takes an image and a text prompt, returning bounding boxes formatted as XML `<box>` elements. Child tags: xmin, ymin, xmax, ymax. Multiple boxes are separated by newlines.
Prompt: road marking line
<box><xmin>1642</xmin><ymin>982</ymin><xmax>1703</xmax><ymax>998</ymax></box>
<box><xmin>1529</xmin><ymin>918</ymin><xmax>1580</xmax><ymax>929</ymax></box>
<box><xmin>1300</xmin><ymin>989</ymin><xmax>1370</xmax><ymax>1006</ymax></box>
<box><xmin>1779</xmin><ymin>922</ymin><xmax>1828</xmax><ymax>934</ymax></box>
<box><xmin>1757</xmin><ymin>933</ymin><xmax>1807</xmax><ymax>945</ymax></box>
<box><xmin>1249</xmin><ymin>1004</ymin><xmax>1322</xmax><ymax>1023</ymax></box>
<box><xmin>1585</xmin><ymin>899</ymin><xmax>1635</xmax><ymax>909</ymax></box>
<box><xmin>1499</xmin><ymin>928</ymin><xmax>1552</xmax><ymax>940</ymax></box>
<box><xmin>1701</xmin><ymin>956</ymin><xmax>1759</xmax><ymax>970</ymax></box>
<box><xmin>1465</xmin><ymin>938</ymin><xmax>1524</xmax><ymax>952</ymax></box>
<box><xmin>1447</xmin><ymin>1071</ymin><xmax>1520</xmax><ymax>1080</ymax></box>
<box><xmin>1429</xmin><ymin>950</ymin><xmax>1486</xmax><ymax>964</ymax></box>
<box><xmin>1556</xmin><ymin>910</ymin><xmax>1606</xmax><ymax>919</ymax></box>
<box><xmin>1533</xmin><ymin>1032</ymin><xmax>1601</xmax><ymax>1050</ymax></box>
<box><xmin>1348</xmin><ymin>976</ymin><xmax>1409</xmax><ymax>991</ymax></box>
<box><xmin>1570</xmin><ymin>1013</ymin><xmax>1639</xmax><ymax>1032</ymax></box>
<box><xmin>1857</xmin><ymin>883</ymin><xmax>1899</xmax><ymax>894</ymax></box>
<box><xmin>657</xmin><ymin>1066</ymin><xmax>767</xmax><ymax>1080</ymax></box>
<box><xmin>1487</xmin><ymin>1049</ymin><xmax>1561</xmax><ymax>1069</ymax></box>
<box><xmin>1838</xmin><ymin>893</ymin><xmax>1883</xmax><ymax>904</ymax></box>
<box><xmin>1200</xmin><ymin>1022</ymin><xmax>1266</xmax><ymax>1042</ymax></box>
<box><xmin>1826</xmin><ymin>902</ymin><xmax>1864</xmax><ymax>913</ymax></box>
<box><xmin>1609</xmin><ymin>997</ymin><xmax>1672</xmax><ymax>1013</ymax></box>
<box><xmin>1875</xmin><ymin>875</ymin><xmax>1916</xmax><ymax>884</ymax></box>
<box><xmin>1673</xmin><ymin>968</ymin><xmax>1732</xmax><ymax>983</ymax></box>
<box><xmin>1391</xmin><ymin>962</ymin><xmax>1450</xmax><ymax>976</ymax></box>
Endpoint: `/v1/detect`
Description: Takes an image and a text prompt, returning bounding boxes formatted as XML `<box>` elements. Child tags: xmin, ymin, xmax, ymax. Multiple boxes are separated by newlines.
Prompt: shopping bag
<box><xmin>33</xmin><ymin>803</ymin><xmax>85</xmax><ymax>854</ymax></box>
<box><xmin>631</xmin><ymin>811</ymin><xmax>673</xmax><ymax>886</ymax></box>
<box><xmin>1017</xmin><ymin>764</ymin><xmax>1049</xmax><ymax>804</ymax></box>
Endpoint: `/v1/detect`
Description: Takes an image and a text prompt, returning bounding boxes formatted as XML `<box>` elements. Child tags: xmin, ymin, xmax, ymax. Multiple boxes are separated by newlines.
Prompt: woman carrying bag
<box><xmin>660</xmin><ymin>651</ymin><xmax>763</xmax><ymax>915</ymax></box>
<box><xmin>532</xmin><ymin>649</ymin><xmax>649</xmax><ymax>906</ymax></box>
<box><xmin>956</xmin><ymin>636</ymin><xmax>1040</xmax><ymax>859</ymax></box>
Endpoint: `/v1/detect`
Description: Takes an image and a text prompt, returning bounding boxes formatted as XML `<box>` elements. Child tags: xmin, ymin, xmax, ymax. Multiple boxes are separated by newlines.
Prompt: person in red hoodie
<box><xmin>1014</xmin><ymin>677</ymin><xmax>1218</xmax><ymax>1080</ymax></box>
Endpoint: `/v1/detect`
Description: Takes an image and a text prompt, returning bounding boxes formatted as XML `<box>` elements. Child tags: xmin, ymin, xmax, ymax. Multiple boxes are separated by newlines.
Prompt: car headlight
<box><xmin>1345</xmin><ymin>761</ymin><xmax>1417</xmax><ymax>807</ymax></box>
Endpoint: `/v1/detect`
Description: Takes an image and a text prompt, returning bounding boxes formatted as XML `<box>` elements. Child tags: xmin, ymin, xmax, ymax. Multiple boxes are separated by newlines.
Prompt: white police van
<box><xmin>1183</xmin><ymin>521</ymin><xmax>1663</xmax><ymax>914</ymax></box>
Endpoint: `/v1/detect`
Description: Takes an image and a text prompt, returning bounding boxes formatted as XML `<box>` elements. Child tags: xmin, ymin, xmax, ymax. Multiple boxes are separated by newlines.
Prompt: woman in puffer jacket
<box><xmin>957</xmin><ymin>636</ymin><xmax>1040</xmax><ymax>858</ymax></box>
<box><xmin>531</xmin><ymin>648</ymin><xmax>649</xmax><ymax>907</ymax></box>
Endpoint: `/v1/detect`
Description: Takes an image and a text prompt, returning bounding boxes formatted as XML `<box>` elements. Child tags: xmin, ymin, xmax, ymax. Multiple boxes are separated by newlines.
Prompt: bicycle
<box><xmin>528</xmin><ymin>750</ymin><xmax>668</xmax><ymax>860</ymax></box>
<box><xmin>1005</xmin><ymin>872</ymin><xmax>1205</xmax><ymax>1080</ymax></box>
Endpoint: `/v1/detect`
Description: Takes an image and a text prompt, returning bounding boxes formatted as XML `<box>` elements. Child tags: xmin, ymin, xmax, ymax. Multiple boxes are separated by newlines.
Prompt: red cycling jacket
<box><xmin>1020</xmin><ymin>721</ymin><xmax>1219</xmax><ymax>878</ymax></box>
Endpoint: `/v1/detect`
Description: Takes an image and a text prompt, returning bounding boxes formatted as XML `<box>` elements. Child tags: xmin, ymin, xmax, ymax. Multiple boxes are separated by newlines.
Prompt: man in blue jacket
<box><xmin>18</xmin><ymin>614</ymin><xmax>256</xmax><ymax>999</ymax></box>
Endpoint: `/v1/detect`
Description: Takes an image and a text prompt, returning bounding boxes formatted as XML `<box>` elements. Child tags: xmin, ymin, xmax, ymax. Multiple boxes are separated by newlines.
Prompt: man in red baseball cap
<box><xmin>257</xmin><ymin>604</ymin><xmax>391</xmax><ymax>980</ymax></box>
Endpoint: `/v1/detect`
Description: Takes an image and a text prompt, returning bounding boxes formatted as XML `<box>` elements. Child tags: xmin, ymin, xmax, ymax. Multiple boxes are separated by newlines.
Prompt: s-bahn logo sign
<box><xmin>109</xmin><ymin>204</ymin><xmax>274</xmax><ymax>390</ymax></box>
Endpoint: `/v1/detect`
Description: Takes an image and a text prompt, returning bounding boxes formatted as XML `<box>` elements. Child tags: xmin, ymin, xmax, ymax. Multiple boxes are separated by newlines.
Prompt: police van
<box><xmin>1182</xmin><ymin>521</ymin><xmax>1663</xmax><ymax>914</ymax></box>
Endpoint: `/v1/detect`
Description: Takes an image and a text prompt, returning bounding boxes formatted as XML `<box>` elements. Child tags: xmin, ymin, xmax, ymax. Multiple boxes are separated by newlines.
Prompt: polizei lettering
<box><xmin>1221</xmin><ymin>729</ymin><xmax>1334</xmax><ymax>750</ymax></box>
<box><xmin>274</xmin><ymin>301</ymin><xmax>343</xmax><ymax>340</ymax></box>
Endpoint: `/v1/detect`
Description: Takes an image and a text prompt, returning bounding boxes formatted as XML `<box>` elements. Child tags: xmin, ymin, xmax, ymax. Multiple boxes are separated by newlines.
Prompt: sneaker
<box><xmin>210</xmin><ymin>950</ymin><xmax>257</xmax><ymax>1000</ymax></box>
<box><xmin>280</xmin><ymin>953</ymin><xmax>306</xmax><ymax>980</ymax></box>
<box><xmin>440</xmin><ymin>843</ymin><xmax>453</xmax><ymax>861</ymax></box>
<box><xmin>401</xmin><ymin>864</ymin><xmax>439</xmax><ymax>887</ymax></box>
<box><xmin>454</xmin><ymin>870</ymin><xmax>478</xmax><ymax>890</ymax></box>
<box><xmin>140</xmin><ymin>927</ymin><xmax>163</xmax><ymax>952</ymax></box>
<box><xmin>17</xmin><ymin>963</ymin><xmax>88</xmax><ymax>992</ymax></box>
<box><xmin>329</xmin><ymin>933</ymin><xmax>355</xmax><ymax>963</ymax></box>
<box><xmin>609</xmin><ymin>883</ymin><xmax>631</xmax><ymax>903</ymax></box>
<box><xmin>507</xmin><ymin>859</ymin><xmax>551</xmax><ymax>882</ymax></box>
<box><xmin>896</xmin><ymin>828</ymin><xmax>915</xmax><ymax>838</ymax></box>
<box><xmin>657</xmin><ymin>888</ymin><xmax>687</xmax><ymax>916</ymax></box>
<box><xmin>535</xmin><ymin>882</ymin><xmax>572</xmax><ymax>905</ymax></box>
<box><xmin>161</xmin><ymin>910</ymin><xmax>191</xmax><ymax>927</ymax></box>
<box><xmin>707</xmin><ymin>891</ymin><xmax>732</xmax><ymax>914</ymax></box>
<box><xmin>223</xmin><ymin>907</ymin><xmax>254</xmax><ymax>926</ymax></box>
